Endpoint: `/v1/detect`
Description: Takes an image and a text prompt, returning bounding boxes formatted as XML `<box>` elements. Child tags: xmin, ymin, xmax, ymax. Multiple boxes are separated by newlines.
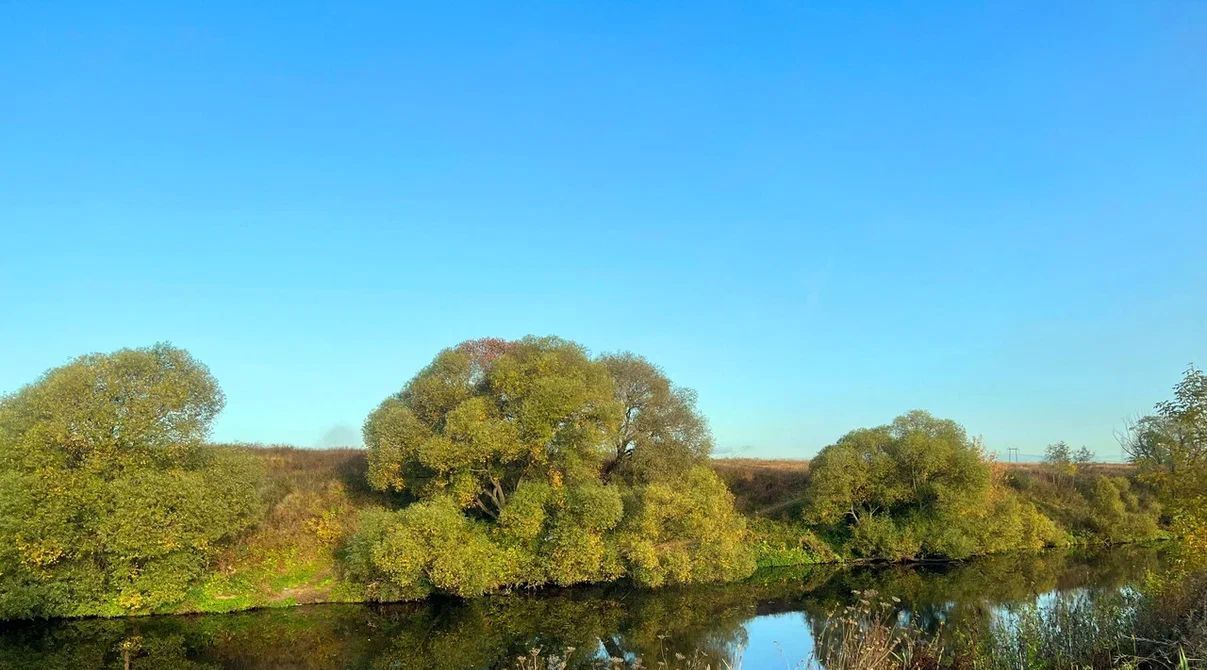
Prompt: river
<box><xmin>0</xmin><ymin>544</ymin><xmax>1170</xmax><ymax>669</ymax></box>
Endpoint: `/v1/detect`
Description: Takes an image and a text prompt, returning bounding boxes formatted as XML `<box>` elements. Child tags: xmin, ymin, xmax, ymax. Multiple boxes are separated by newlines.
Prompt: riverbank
<box><xmin>136</xmin><ymin>446</ymin><xmax>1165</xmax><ymax>618</ymax></box>
<box><xmin>5</xmin><ymin>344</ymin><xmax>1190</xmax><ymax>623</ymax></box>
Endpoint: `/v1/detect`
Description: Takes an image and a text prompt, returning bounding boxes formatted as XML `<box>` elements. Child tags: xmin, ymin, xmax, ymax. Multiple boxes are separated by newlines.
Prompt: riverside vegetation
<box><xmin>0</xmin><ymin>338</ymin><xmax>1203</xmax><ymax>658</ymax></box>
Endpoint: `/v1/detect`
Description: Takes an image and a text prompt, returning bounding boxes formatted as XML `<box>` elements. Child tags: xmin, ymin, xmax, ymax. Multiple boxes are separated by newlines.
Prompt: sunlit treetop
<box><xmin>600</xmin><ymin>353</ymin><xmax>712</xmax><ymax>484</ymax></box>
<box><xmin>364</xmin><ymin>336</ymin><xmax>620</xmax><ymax>517</ymax></box>
<box><xmin>804</xmin><ymin>410</ymin><xmax>991</xmax><ymax>526</ymax></box>
<box><xmin>0</xmin><ymin>343</ymin><xmax>224</xmax><ymax>474</ymax></box>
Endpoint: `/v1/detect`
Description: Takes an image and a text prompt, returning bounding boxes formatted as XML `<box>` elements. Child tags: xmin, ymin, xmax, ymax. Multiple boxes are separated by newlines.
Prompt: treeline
<box><xmin>0</xmin><ymin>337</ymin><xmax>1202</xmax><ymax>619</ymax></box>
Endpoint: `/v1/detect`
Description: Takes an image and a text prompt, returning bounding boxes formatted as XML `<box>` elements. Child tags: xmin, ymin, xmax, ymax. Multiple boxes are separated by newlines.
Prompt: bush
<box><xmin>1085</xmin><ymin>476</ymin><xmax>1161</xmax><ymax>544</ymax></box>
<box><xmin>848</xmin><ymin>515</ymin><xmax>921</xmax><ymax>561</ymax></box>
<box><xmin>1004</xmin><ymin>466</ymin><xmax>1163</xmax><ymax>546</ymax></box>
<box><xmin>746</xmin><ymin>517</ymin><xmax>839</xmax><ymax>568</ymax></box>
<box><xmin>617</xmin><ymin>466</ymin><xmax>755</xmax><ymax>586</ymax></box>
<box><xmin>346</xmin><ymin>498</ymin><xmax>517</xmax><ymax>599</ymax></box>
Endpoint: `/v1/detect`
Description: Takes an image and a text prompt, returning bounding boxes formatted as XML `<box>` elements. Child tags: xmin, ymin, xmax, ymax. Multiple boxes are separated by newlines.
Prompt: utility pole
<box><xmin>1007</xmin><ymin>447</ymin><xmax>1020</xmax><ymax>463</ymax></box>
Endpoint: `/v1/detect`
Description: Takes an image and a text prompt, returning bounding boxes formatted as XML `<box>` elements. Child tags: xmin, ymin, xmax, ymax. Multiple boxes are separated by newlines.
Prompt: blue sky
<box><xmin>2</xmin><ymin>3</ymin><xmax>1204</xmax><ymax>459</ymax></box>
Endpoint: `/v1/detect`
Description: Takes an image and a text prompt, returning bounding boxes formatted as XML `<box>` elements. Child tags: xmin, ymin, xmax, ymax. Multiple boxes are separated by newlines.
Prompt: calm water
<box><xmin>0</xmin><ymin>545</ymin><xmax>1170</xmax><ymax>670</ymax></box>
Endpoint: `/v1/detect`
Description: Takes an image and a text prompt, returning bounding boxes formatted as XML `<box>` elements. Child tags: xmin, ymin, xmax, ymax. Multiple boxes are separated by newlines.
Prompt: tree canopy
<box><xmin>364</xmin><ymin>336</ymin><xmax>619</xmax><ymax>517</ymax></box>
<box><xmin>599</xmin><ymin>353</ymin><xmax>712</xmax><ymax>484</ymax></box>
<box><xmin>0</xmin><ymin>344</ymin><xmax>225</xmax><ymax>473</ymax></box>
<box><xmin>803</xmin><ymin>411</ymin><xmax>1062</xmax><ymax>560</ymax></box>
<box><xmin>0</xmin><ymin>344</ymin><xmax>262</xmax><ymax>618</ymax></box>
<box><xmin>803</xmin><ymin>411</ymin><xmax>991</xmax><ymax>526</ymax></box>
<box><xmin>355</xmin><ymin>336</ymin><xmax>752</xmax><ymax>597</ymax></box>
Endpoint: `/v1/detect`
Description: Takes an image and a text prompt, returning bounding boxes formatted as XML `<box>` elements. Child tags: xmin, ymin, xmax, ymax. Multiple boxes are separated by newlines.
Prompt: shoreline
<box><xmin>7</xmin><ymin>538</ymin><xmax>1174</xmax><ymax>623</ymax></box>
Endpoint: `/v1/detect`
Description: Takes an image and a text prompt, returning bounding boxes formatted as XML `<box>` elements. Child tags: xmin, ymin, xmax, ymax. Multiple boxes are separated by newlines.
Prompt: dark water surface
<box><xmin>0</xmin><ymin>545</ymin><xmax>1170</xmax><ymax>670</ymax></box>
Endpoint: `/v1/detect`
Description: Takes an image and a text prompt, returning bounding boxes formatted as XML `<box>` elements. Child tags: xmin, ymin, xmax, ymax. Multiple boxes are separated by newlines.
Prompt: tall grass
<box><xmin>509</xmin><ymin>570</ymin><xmax>1207</xmax><ymax>670</ymax></box>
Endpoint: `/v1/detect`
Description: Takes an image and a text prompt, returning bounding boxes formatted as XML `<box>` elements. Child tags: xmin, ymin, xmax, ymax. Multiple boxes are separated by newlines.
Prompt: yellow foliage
<box><xmin>307</xmin><ymin>510</ymin><xmax>344</xmax><ymax>546</ymax></box>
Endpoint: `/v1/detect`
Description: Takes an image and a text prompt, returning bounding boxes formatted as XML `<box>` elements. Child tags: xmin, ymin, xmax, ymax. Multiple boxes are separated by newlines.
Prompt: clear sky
<box><xmin>2</xmin><ymin>3</ymin><xmax>1204</xmax><ymax>460</ymax></box>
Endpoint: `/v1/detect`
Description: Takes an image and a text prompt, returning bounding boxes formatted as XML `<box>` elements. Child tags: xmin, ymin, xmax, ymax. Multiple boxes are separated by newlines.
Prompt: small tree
<box><xmin>804</xmin><ymin>411</ymin><xmax>990</xmax><ymax>527</ymax></box>
<box><xmin>1044</xmin><ymin>442</ymin><xmax>1095</xmax><ymax>484</ymax></box>
<box><xmin>1123</xmin><ymin>364</ymin><xmax>1207</xmax><ymax>555</ymax></box>
<box><xmin>1043</xmin><ymin>442</ymin><xmax>1072</xmax><ymax>483</ymax></box>
<box><xmin>803</xmin><ymin>411</ymin><xmax>1058</xmax><ymax>560</ymax></box>
<box><xmin>354</xmin><ymin>336</ymin><xmax>756</xmax><ymax>598</ymax></box>
<box><xmin>616</xmin><ymin>465</ymin><xmax>754</xmax><ymax>586</ymax></box>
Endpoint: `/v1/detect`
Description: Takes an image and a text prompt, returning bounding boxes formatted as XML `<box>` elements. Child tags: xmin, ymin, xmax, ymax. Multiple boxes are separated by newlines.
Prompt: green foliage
<box><xmin>599</xmin><ymin>353</ymin><xmax>712</xmax><ymax>484</ymax></box>
<box><xmin>617</xmin><ymin>466</ymin><xmax>755</xmax><ymax>587</ymax></box>
<box><xmin>1125</xmin><ymin>364</ymin><xmax>1207</xmax><ymax>554</ymax></box>
<box><xmin>917</xmin><ymin>489</ymin><xmax>1067</xmax><ymax>560</ymax></box>
<box><xmin>1084</xmin><ymin>476</ymin><xmax>1161</xmax><ymax>544</ymax></box>
<box><xmin>494</xmin><ymin>480</ymin><xmax>626</xmax><ymax>587</ymax></box>
<box><xmin>1004</xmin><ymin>465</ymin><xmax>1163</xmax><ymax>548</ymax></box>
<box><xmin>0</xmin><ymin>344</ymin><xmax>224</xmax><ymax>474</ymax></box>
<box><xmin>364</xmin><ymin>337</ymin><xmax>618</xmax><ymax>516</ymax></box>
<box><xmin>495</xmin><ymin>479</ymin><xmax>554</xmax><ymax>546</ymax></box>
<box><xmin>803</xmin><ymin>411</ymin><xmax>1064</xmax><ymax>561</ymax></box>
<box><xmin>746</xmin><ymin>517</ymin><xmax>839</xmax><ymax>568</ymax></box>
<box><xmin>540</xmin><ymin>482</ymin><xmax>625</xmax><ymax>586</ymax></box>
<box><xmin>0</xmin><ymin>344</ymin><xmax>263</xmax><ymax>618</ymax></box>
<box><xmin>847</xmin><ymin>514</ymin><xmax>921</xmax><ymax>561</ymax></box>
<box><xmin>803</xmin><ymin>411</ymin><xmax>990</xmax><ymax>527</ymax></box>
<box><xmin>1042</xmin><ymin>441</ymin><xmax>1093</xmax><ymax>484</ymax></box>
<box><xmin>344</xmin><ymin>499</ymin><xmax>516</xmax><ymax>600</ymax></box>
<box><xmin>353</xmin><ymin>337</ymin><xmax>753</xmax><ymax>601</ymax></box>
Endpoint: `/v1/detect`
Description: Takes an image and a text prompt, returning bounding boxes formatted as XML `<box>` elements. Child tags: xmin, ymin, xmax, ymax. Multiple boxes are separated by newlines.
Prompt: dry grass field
<box><xmin>710</xmin><ymin>457</ymin><xmax>811</xmax><ymax>515</ymax></box>
<box><xmin>226</xmin><ymin>446</ymin><xmax>1136</xmax><ymax>525</ymax></box>
<box><xmin>710</xmin><ymin>457</ymin><xmax>1136</xmax><ymax>517</ymax></box>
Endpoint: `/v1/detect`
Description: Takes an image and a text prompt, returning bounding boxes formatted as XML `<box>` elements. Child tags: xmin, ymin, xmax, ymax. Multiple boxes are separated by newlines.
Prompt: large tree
<box><xmin>599</xmin><ymin>353</ymin><xmax>712</xmax><ymax>483</ymax></box>
<box><xmin>0</xmin><ymin>344</ymin><xmax>262</xmax><ymax>617</ymax></box>
<box><xmin>355</xmin><ymin>336</ymin><xmax>754</xmax><ymax>598</ymax></box>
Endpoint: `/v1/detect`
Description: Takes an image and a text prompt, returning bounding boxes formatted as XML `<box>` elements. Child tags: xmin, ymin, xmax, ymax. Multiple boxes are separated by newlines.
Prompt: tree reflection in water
<box><xmin>0</xmin><ymin>545</ymin><xmax>1171</xmax><ymax>670</ymax></box>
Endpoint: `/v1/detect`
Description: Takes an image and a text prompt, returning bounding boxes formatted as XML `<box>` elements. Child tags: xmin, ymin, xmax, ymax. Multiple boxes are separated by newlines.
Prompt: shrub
<box><xmin>1085</xmin><ymin>476</ymin><xmax>1161</xmax><ymax>544</ymax></box>
<box><xmin>347</xmin><ymin>498</ymin><xmax>517</xmax><ymax>599</ymax></box>
<box><xmin>617</xmin><ymin>466</ymin><xmax>755</xmax><ymax>586</ymax></box>
<box><xmin>746</xmin><ymin>517</ymin><xmax>839</xmax><ymax>568</ymax></box>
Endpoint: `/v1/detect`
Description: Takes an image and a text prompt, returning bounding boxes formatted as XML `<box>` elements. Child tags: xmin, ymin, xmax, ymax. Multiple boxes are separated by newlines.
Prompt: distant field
<box><xmin>710</xmin><ymin>457</ymin><xmax>811</xmax><ymax>515</ymax></box>
<box><xmin>998</xmin><ymin>461</ymin><xmax>1135</xmax><ymax>476</ymax></box>
<box><xmin>710</xmin><ymin>456</ymin><xmax>1136</xmax><ymax>516</ymax></box>
<box><xmin>228</xmin><ymin>446</ymin><xmax>1136</xmax><ymax>523</ymax></box>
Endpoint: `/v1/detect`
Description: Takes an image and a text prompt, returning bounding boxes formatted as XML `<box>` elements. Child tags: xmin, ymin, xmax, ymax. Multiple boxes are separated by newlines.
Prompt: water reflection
<box><xmin>0</xmin><ymin>545</ymin><xmax>1170</xmax><ymax>670</ymax></box>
